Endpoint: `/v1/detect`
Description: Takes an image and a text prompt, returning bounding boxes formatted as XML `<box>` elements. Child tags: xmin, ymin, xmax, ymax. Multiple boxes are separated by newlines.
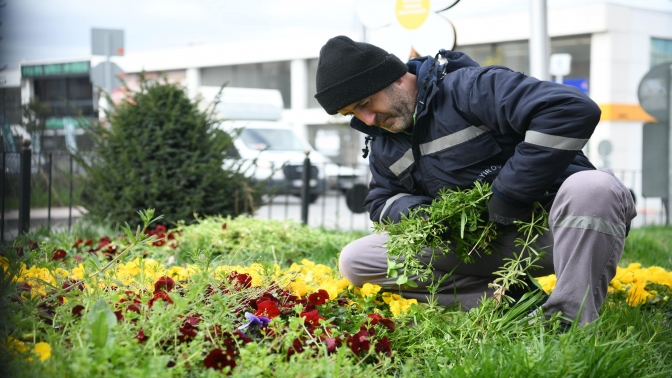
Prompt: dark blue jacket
<box><xmin>352</xmin><ymin>51</ymin><xmax>599</xmax><ymax>223</ymax></box>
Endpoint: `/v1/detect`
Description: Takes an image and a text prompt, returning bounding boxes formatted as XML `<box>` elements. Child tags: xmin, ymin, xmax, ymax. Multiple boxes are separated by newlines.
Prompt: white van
<box><xmin>200</xmin><ymin>87</ymin><xmax>363</xmax><ymax>202</ymax></box>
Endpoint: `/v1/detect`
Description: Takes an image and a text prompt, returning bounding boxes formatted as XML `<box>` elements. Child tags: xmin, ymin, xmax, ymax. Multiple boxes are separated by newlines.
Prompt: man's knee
<box><xmin>338</xmin><ymin>241</ymin><xmax>361</xmax><ymax>285</ymax></box>
<box><xmin>338</xmin><ymin>234</ymin><xmax>390</xmax><ymax>287</ymax></box>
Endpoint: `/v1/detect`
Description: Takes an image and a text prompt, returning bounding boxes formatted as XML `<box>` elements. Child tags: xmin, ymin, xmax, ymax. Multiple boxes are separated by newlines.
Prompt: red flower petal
<box><xmin>148</xmin><ymin>291</ymin><xmax>173</xmax><ymax>308</ymax></box>
<box><xmin>254</xmin><ymin>299</ymin><xmax>280</xmax><ymax>319</ymax></box>
<box><xmin>308</xmin><ymin>289</ymin><xmax>329</xmax><ymax>306</ymax></box>
<box><xmin>300</xmin><ymin>309</ymin><xmax>325</xmax><ymax>327</ymax></box>
<box><xmin>136</xmin><ymin>329</ymin><xmax>148</xmax><ymax>343</ymax></box>
<box><xmin>154</xmin><ymin>276</ymin><xmax>175</xmax><ymax>293</ymax></box>
<box><xmin>72</xmin><ymin>305</ymin><xmax>85</xmax><ymax>317</ymax></box>
<box><xmin>52</xmin><ymin>249</ymin><xmax>67</xmax><ymax>261</ymax></box>
<box><xmin>204</xmin><ymin>348</ymin><xmax>236</xmax><ymax>372</ymax></box>
<box><xmin>375</xmin><ymin>336</ymin><xmax>392</xmax><ymax>357</ymax></box>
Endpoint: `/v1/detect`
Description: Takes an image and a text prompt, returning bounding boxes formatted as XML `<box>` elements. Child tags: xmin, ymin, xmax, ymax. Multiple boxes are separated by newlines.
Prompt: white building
<box><xmin>12</xmin><ymin>1</ymin><xmax>672</xmax><ymax>225</ymax></box>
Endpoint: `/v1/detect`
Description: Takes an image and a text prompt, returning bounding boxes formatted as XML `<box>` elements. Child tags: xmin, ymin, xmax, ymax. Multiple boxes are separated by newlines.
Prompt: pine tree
<box><xmin>77</xmin><ymin>76</ymin><xmax>263</xmax><ymax>227</ymax></box>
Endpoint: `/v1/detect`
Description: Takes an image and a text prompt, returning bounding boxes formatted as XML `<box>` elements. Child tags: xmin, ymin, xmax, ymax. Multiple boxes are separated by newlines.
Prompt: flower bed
<box><xmin>3</xmin><ymin>218</ymin><xmax>672</xmax><ymax>376</ymax></box>
<box><xmin>2</xmin><ymin>231</ymin><xmax>417</xmax><ymax>375</ymax></box>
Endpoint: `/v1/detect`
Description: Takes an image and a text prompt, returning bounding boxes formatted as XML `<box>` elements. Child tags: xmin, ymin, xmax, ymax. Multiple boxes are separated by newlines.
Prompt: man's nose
<box><xmin>357</xmin><ymin>109</ymin><xmax>376</xmax><ymax>126</ymax></box>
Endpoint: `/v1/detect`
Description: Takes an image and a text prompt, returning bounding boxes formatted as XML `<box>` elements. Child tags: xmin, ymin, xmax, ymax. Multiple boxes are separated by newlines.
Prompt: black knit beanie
<box><xmin>314</xmin><ymin>36</ymin><xmax>408</xmax><ymax>115</ymax></box>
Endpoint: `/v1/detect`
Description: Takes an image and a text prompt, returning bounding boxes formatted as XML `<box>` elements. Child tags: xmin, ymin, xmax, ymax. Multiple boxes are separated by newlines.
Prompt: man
<box><xmin>314</xmin><ymin>35</ymin><xmax>636</xmax><ymax>326</ymax></box>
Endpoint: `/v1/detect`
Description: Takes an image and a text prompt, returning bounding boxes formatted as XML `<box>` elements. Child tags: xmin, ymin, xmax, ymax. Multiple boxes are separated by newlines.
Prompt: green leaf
<box><xmin>404</xmin><ymin>279</ymin><xmax>419</xmax><ymax>288</ymax></box>
<box><xmin>90</xmin><ymin>311</ymin><xmax>109</xmax><ymax>349</ymax></box>
<box><xmin>396</xmin><ymin>275</ymin><xmax>408</xmax><ymax>285</ymax></box>
<box><xmin>85</xmin><ymin>298</ymin><xmax>117</xmax><ymax>349</ymax></box>
<box><xmin>460</xmin><ymin>210</ymin><xmax>467</xmax><ymax>239</ymax></box>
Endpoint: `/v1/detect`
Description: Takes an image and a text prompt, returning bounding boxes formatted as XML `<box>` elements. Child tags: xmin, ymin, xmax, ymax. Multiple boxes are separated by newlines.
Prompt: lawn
<box><xmin>1</xmin><ymin>212</ymin><xmax>671</xmax><ymax>377</ymax></box>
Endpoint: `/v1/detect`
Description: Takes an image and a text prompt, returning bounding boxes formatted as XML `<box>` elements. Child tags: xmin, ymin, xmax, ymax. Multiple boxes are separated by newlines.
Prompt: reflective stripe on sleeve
<box><xmin>389</xmin><ymin>149</ymin><xmax>414</xmax><ymax>176</ymax></box>
<box><xmin>524</xmin><ymin>130</ymin><xmax>588</xmax><ymax>151</ymax></box>
<box><xmin>419</xmin><ymin>126</ymin><xmax>489</xmax><ymax>155</ymax></box>
<box><xmin>551</xmin><ymin>215</ymin><xmax>626</xmax><ymax>237</ymax></box>
<box><xmin>379</xmin><ymin>193</ymin><xmax>411</xmax><ymax>223</ymax></box>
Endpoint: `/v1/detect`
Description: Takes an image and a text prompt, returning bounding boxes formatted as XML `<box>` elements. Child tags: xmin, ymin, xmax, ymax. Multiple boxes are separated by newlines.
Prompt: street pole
<box><xmin>104</xmin><ymin>31</ymin><xmax>111</xmax><ymax>94</ymax></box>
<box><xmin>530</xmin><ymin>0</ymin><xmax>549</xmax><ymax>81</ymax></box>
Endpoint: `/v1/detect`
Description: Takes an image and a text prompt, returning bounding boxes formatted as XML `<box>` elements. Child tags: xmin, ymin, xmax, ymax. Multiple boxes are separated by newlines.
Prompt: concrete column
<box><xmin>20</xmin><ymin>78</ymin><xmax>33</xmax><ymax>105</ymax></box>
<box><xmin>185</xmin><ymin>67</ymin><xmax>201</xmax><ymax>100</ymax></box>
<box><xmin>529</xmin><ymin>0</ymin><xmax>550</xmax><ymax>81</ymax></box>
<box><xmin>291</xmin><ymin>59</ymin><xmax>309</xmax><ymax>141</ymax></box>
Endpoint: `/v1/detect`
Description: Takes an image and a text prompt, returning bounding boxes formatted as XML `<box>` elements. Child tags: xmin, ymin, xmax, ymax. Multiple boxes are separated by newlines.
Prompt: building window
<box><xmin>651</xmin><ymin>38</ymin><xmax>672</xmax><ymax>67</ymax></box>
<box><xmin>456</xmin><ymin>35</ymin><xmax>591</xmax><ymax>93</ymax></box>
<box><xmin>33</xmin><ymin>77</ymin><xmax>94</xmax><ymax>117</ymax></box>
<box><xmin>201</xmin><ymin>61</ymin><xmax>292</xmax><ymax>109</ymax></box>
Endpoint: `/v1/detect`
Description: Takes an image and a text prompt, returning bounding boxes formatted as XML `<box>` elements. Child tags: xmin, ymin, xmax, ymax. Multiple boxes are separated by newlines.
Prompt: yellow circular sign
<box><xmin>396</xmin><ymin>0</ymin><xmax>431</xmax><ymax>30</ymax></box>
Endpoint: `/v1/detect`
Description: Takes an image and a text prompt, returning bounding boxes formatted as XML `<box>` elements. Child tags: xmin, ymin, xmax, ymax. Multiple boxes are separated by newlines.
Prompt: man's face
<box><xmin>338</xmin><ymin>82</ymin><xmax>415</xmax><ymax>133</ymax></box>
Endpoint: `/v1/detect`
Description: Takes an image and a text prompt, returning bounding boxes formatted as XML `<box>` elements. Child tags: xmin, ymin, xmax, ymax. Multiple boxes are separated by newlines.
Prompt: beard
<box><xmin>373</xmin><ymin>84</ymin><xmax>416</xmax><ymax>133</ymax></box>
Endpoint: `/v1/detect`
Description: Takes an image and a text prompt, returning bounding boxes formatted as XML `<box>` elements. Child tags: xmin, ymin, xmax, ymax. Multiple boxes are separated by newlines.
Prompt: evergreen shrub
<box><xmin>77</xmin><ymin>76</ymin><xmax>264</xmax><ymax>227</ymax></box>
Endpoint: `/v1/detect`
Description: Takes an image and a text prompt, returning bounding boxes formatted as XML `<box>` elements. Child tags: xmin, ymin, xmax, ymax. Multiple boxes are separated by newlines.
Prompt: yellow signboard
<box><xmin>396</xmin><ymin>0</ymin><xmax>430</xmax><ymax>30</ymax></box>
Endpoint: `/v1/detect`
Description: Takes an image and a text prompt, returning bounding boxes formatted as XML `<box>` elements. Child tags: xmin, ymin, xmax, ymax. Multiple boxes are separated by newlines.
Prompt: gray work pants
<box><xmin>339</xmin><ymin>169</ymin><xmax>637</xmax><ymax>325</ymax></box>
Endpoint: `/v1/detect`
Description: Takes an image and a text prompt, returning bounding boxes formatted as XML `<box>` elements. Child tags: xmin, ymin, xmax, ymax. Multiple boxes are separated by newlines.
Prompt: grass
<box><xmin>622</xmin><ymin>226</ymin><xmax>672</xmax><ymax>269</ymax></box>
<box><xmin>1</xmin><ymin>220</ymin><xmax>671</xmax><ymax>377</ymax></box>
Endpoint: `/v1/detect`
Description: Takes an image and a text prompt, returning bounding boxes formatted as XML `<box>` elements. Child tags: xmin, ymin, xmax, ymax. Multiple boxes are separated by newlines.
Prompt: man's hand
<box><xmin>487</xmin><ymin>195</ymin><xmax>533</xmax><ymax>226</ymax></box>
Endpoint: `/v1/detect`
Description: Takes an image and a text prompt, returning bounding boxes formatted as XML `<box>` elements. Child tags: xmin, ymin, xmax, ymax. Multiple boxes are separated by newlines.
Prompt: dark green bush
<box><xmin>77</xmin><ymin>76</ymin><xmax>264</xmax><ymax>227</ymax></box>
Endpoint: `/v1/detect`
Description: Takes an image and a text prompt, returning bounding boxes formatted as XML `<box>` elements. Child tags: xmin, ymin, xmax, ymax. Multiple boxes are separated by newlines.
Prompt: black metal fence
<box><xmin>1</xmin><ymin>144</ymin><xmax>668</xmax><ymax>242</ymax></box>
<box><xmin>1</xmin><ymin>144</ymin><xmax>376</xmax><ymax>241</ymax></box>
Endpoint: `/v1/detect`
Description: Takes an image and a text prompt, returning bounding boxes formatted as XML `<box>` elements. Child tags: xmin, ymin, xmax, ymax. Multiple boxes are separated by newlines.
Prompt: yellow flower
<box><xmin>360</xmin><ymin>283</ymin><xmax>382</xmax><ymax>298</ymax></box>
<box><xmin>33</xmin><ymin>342</ymin><xmax>51</xmax><ymax>361</ymax></box>
<box><xmin>6</xmin><ymin>337</ymin><xmax>28</xmax><ymax>354</ymax></box>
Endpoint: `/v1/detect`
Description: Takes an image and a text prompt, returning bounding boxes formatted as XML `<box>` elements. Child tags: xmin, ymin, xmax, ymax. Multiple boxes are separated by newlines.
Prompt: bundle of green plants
<box><xmin>375</xmin><ymin>182</ymin><xmax>548</xmax><ymax>303</ymax></box>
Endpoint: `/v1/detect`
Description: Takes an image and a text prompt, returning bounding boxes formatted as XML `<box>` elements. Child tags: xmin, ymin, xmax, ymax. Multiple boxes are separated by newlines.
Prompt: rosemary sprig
<box><xmin>375</xmin><ymin>183</ymin><xmax>548</xmax><ymax>305</ymax></box>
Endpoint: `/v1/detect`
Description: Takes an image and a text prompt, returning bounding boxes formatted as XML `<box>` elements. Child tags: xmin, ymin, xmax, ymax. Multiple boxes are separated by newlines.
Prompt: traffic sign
<box><xmin>90</xmin><ymin>62</ymin><xmax>124</xmax><ymax>91</ymax></box>
<box><xmin>638</xmin><ymin>63</ymin><xmax>671</xmax><ymax>122</ymax></box>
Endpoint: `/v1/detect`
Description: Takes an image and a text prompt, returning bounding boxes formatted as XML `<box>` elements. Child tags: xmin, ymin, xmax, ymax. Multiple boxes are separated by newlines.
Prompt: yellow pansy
<box><xmin>360</xmin><ymin>283</ymin><xmax>382</xmax><ymax>298</ymax></box>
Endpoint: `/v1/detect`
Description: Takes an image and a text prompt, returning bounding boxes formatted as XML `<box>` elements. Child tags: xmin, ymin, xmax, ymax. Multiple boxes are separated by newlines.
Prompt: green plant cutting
<box><xmin>375</xmin><ymin>182</ymin><xmax>549</xmax><ymax>304</ymax></box>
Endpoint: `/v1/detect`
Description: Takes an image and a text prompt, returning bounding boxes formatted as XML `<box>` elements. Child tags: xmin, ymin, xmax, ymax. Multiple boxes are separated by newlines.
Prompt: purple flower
<box><xmin>237</xmin><ymin>312</ymin><xmax>270</xmax><ymax>333</ymax></box>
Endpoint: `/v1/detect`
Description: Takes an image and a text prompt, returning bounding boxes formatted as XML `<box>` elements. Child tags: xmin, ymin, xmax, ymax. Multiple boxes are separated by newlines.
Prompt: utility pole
<box><xmin>530</xmin><ymin>0</ymin><xmax>550</xmax><ymax>81</ymax></box>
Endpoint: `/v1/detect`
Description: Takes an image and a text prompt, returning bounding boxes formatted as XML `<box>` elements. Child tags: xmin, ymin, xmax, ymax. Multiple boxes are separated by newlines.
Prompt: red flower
<box><xmin>375</xmin><ymin>336</ymin><xmax>392</xmax><ymax>357</ymax></box>
<box><xmin>324</xmin><ymin>337</ymin><xmax>343</xmax><ymax>354</ymax></box>
<box><xmin>98</xmin><ymin>236</ymin><xmax>112</xmax><ymax>248</ymax></box>
<box><xmin>286</xmin><ymin>338</ymin><xmax>304</xmax><ymax>360</ymax></box>
<box><xmin>178</xmin><ymin>316</ymin><xmax>201</xmax><ymax>342</ymax></box>
<box><xmin>52</xmin><ymin>249</ymin><xmax>67</xmax><ymax>261</ymax></box>
<box><xmin>367</xmin><ymin>313</ymin><xmax>395</xmax><ymax>331</ymax></box>
<box><xmin>72</xmin><ymin>238</ymin><xmax>84</xmax><ymax>248</ymax></box>
<box><xmin>136</xmin><ymin>329</ymin><xmax>148</xmax><ymax>343</ymax></box>
<box><xmin>227</xmin><ymin>271</ymin><xmax>252</xmax><ymax>290</ymax></box>
<box><xmin>255</xmin><ymin>299</ymin><xmax>281</xmax><ymax>319</ymax></box>
<box><xmin>154</xmin><ymin>276</ymin><xmax>175</xmax><ymax>293</ymax></box>
<box><xmin>127</xmin><ymin>304</ymin><xmax>141</xmax><ymax>314</ymax></box>
<box><xmin>222</xmin><ymin>222</ymin><xmax>227</xmax><ymax>230</ymax></box>
<box><xmin>155</xmin><ymin>224</ymin><xmax>167</xmax><ymax>233</ymax></box>
<box><xmin>346</xmin><ymin>326</ymin><xmax>372</xmax><ymax>356</ymax></box>
<box><xmin>148</xmin><ymin>291</ymin><xmax>173</xmax><ymax>308</ymax></box>
<box><xmin>204</xmin><ymin>348</ymin><xmax>236</xmax><ymax>372</ymax></box>
<box><xmin>308</xmin><ymin>289</ymin><xmax>329</xmax><ymax>306</ymax></box>
<box><xmin>300</xmin><ymin>309</ymin><xmax>325</xmax><ymax>327</ymax></box>
<box><xmin>72</xmin><ymin>305</ymin><xmax>85</xmax><ymax>317</ymax></box>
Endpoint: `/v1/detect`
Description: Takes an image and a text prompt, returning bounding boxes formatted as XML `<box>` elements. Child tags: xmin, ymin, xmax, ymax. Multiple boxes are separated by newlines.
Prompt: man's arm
<box><xmin>464</xmin><ymin>67</ymin><xmax>601</xmax><ymax>206</ymax></box>
<box><xmin>364</xmin><ymin>149</ymin><xmax>433</xmax><ymax>224</ymax></box>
